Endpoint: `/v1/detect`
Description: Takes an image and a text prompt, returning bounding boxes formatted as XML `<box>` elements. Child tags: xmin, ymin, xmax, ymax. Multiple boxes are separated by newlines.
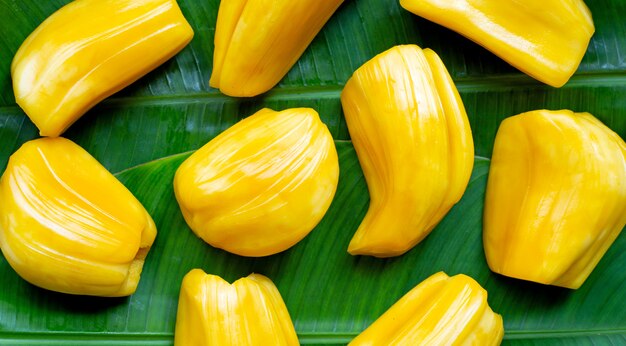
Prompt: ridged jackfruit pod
<box><xmin>341</xmin><ymin>44</ymin><xmax>474</xmax><ymax>257</ymax></box>
<box><xmin>400</xmin><ymin>0</ymin><xmax>594</xmax><ymax>87</ymax></box>
<box><xmin>209</xmin><ymin>0</ymin><xmax>344</xmax><ymax>97</ymax></box>
<box><xmin>350</xmin><ymin>272</ymin><xmax>503</xmax><ymax>345</ymax></box>
<box><xmin>174</xmin><ymin>108</ymin><xmax>339</xmax><ymax>257</ymax></box>
<box><xmin>484</xmin><ymin>109</ymin><xmax>626</xmax><ymax>289</ymax></box>
<box><xmin>174</xmin><ymin>269</ymin><xmax>299</xmax><ymax>346</ymax></box>
<box><xmin>11</xmin><ymin>0</ymin><xmax>194</xmax><ymax>137</ymax></box>
<box><xmin>0</xmin><ymin>137</ymin><xmax>157</xmax><ymax>296</ymax></box>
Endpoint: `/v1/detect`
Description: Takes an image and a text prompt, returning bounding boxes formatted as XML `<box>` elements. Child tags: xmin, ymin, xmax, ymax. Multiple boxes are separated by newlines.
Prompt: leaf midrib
<box><xmin>108</xmin><ymin>145</ymin><xmax>491</xmax><ymax>177</ymax></box>
<box><xmin>2</xmin><ymin>327</ymin><xmax>625</xmax><ymax>343</ymax></box>
<box><xmin>1</xmin><ymin>70</ymin><xmax>625</xmax><ymax>113</ymax></box>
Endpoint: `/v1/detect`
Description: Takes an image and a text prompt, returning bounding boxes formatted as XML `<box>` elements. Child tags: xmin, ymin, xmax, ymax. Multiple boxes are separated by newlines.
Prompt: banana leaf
<box><xmin>0</xmin><ymin>0</ymin><xmax>625</xmax><ymax>344</ymax></box>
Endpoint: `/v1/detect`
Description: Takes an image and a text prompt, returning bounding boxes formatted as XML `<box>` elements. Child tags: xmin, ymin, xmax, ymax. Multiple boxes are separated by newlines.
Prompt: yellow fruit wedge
<box><xmin>11</xmin><ymin>0</ymin><xmax>194</xmax><ymax>137</ymax></box>
<box><xmin>484</xmin><ymin>110</ymin><xmax>626</xmax><ymax>289</ymax></box>
<box><xmin>350</xmin><ymin>272</ymin><xmax>503</xmax><ymax>345</ymax></box>
<box><xmin>174</xmin><ymin>269</ymin><xmax>299</xmax><ymax>346</ymax></box>
<box><xmin>209</xmin><ymin>0</ymin><xmax>344</xmax><ymax>97</ymax></box>
<box><xmin>0</xmin><ymin>137</ymin><xmax>156</xmax><ymax>296</ymax></box>
<box><xmin>174</xmin><ymin>108</ymin><xmax>339</xmax><ymax>257</ymax></box>
<box><xmin>400</xmin><ymin>0</ymin><xmax>594</xmax><ymax>87</ymax></box>
<box><xmin>341</xmin><ymin>45</ymin><xmax>474</xmax><ymax>257</ymax></box>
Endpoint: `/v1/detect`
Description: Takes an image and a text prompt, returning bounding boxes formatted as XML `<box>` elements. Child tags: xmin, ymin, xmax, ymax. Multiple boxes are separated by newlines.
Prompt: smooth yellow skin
<box><xmin>484</xmin><ymin>110</ymin><xmax>626</xmax><ymax>289</ymax></box>
<box><xmin>350</xmin><ymin>272</ymin><xmax>503</xmax><ymax>345</ymax></box>
<box><xmin>400</xmin><ymin>0</ymin><xmax>594</xmax><ymax>88</ymax></box>
<box><xmin>11</xmin><ymin>0</ymin><xmax>194</xmax><ymax>137</ymax></box>
<box><xmin>174</xmin><ymin>108</ymin><xmax>339</xmax><ymax>257</ymax></box>
<box><xmin>210</xmin><ymin>0</ymin><xmax>344</xmax><ymax>97</ymax></box>
<box><xmin>341</xmin><ymin>45</ymin><xmax>474</xmax><ymax>257</ymax></box>
<box><xmin>0</xmin><ymin>138</ymin><xmax>157</xmax><ymax>296</ymax></box>
<box><xmin>174</xmin><ymin>269</ymin><xmax>299</xmax><ymax>346</ymax></box>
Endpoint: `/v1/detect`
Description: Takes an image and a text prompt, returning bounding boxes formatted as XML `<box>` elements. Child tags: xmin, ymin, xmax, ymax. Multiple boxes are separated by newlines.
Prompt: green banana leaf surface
<box><xmin>1</xmin><ymin>0</ymin><xmax>625</xmax><ymax>344</ymax></box>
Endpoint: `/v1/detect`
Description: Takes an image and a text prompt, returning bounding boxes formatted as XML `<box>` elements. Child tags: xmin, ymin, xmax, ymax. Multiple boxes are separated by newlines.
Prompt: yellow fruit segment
<box><xmin>0</xmin><ymin>138</ymin><xmax>157</xmax><ymax>296</ymax></box>
<box><xmin>341</xmin><ymin>45</ymin><xmax>474</xmax><ymax>257</ymax></box>
<box><xmin>400</xmin><ymin>0</ymin><xmax>594</xmax><ymax>87</ymax></box>
<box><xmin>350</xmin><ymin>272</ymin><xmax>503</xmax><ymax>345</ymax></box>
<box><xmin>210</xmin><ymin>0</ymin><xmax>344</xmax><ymax>97</ymax></box>
<box><xmin>11</xmin><ymin>0</ymin><xmax>194</xmax><ymax>137</ymax></box>
<box><xmin>484</xmin><ymin>110</ymin><xmax>626</xmax><ymax>289</ymax></box>
<box><xmin>174</xmin><ymin>108</ymin><xmax>339</xmax><ymax>257</ymax></box>
<box><xmin>174</xmin><ymin>269</ymin><xmax>299</xmax><ymax>346</ymax></box>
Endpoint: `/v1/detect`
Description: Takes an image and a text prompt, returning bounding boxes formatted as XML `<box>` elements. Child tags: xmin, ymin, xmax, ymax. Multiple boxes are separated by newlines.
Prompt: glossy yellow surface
<box><xmin>11</xmin><ymin>0</ymin><xmax>194</xmax><ymax>137</ymax></box>
<box><xmin>209</xmin><ymin>0</ymin><xmax>343</xmax><ymax>97</ymax></box>
<box><xmin>0</xmin><ymin>138</ymin><xmax>157</xmax><ymax>296</ymax></box>
<box><xmin>484</xmin><ymin>110</ymin><xmax>626</xmax><ymax>289</ymax></box>
<box><xmin>341</xmin><ymin>45</ymin><xmax>474</xmax><ymax>257</ymax></box>
<box><xmin>174</xmin><ymin>269</ymin><xmax>298</xmax><ymax>346</ymax></box>
<box><xmin>174</xmin><ymin>108</ymin><xmax>339</xmax><ymax>257</ymax></box>
<box><xmin>400</xmin><ymin>0</ymin><xmax>594</xmax><ymax>88</ymax></box>
<box><xmin>350</xmin><ymin>272</ymin><xmax>503</xmax><ymax>345</ymax></box>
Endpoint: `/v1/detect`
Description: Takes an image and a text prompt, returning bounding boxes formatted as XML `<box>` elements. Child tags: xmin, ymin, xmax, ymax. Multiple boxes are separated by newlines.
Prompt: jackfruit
<box><xmin>484</xmin><ymin>109</ymin><xmax>626</xmax><ymax>289</ymax></box>
<box><xmin>210</xmin><ymin>0</ymin><xmax>344</xmax><ymax>97</ymax></box>
<box><xmin>174</xmin><ymin>269</ymin><xmax>299</xmax><ymax>346</ymax></box>
<box><xmin>11</xmin><ymin>0</ymin><xmax>194</xmax><ymax>137</ymax></box>
<box><xmin>341</xmin><ymin>44</ymin><xmax>474</xmax><ymax>257</ymax></box>
<box><xmin>174</xmin><ymin>108</ymin><xmax>339</xmax><ymax>257</ymax></box>
<box><xmin>400</xmin><ymin>0</ymin><xmax>594</xmax><ymax>87</ymax></box>
<box><xmin>0</xmin><ymin>137</ymin><xmax>157</xmax><ymax>296</ymax></box>
<box><xmin>350</xmin><ymin>272</ymin><xmax>503</xmax><ymax>345</ymax></box>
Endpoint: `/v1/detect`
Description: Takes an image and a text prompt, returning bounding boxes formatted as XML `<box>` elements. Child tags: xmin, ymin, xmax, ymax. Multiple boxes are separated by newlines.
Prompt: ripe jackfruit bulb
<box><xmin>0</xmin><ymin>137</ymin><xmax>157</xmax><ymax>296</ymax></box>
<box><xmin>11</xmin><ymin>0</ymin><xmax>194</xmax><ymax>137</ymax></box>
<box><xmin>341</xmin><ymin>45</ymin><xmax>474</xmax><ymax>257</ymax></box>
<box><xmin>350</xmin><ymin>272</ymin><xmax>504</xmax><ymax>345</ymax></box>
<box><xmin>174</xmin><ymin>269</ymin><xmax>298</xmax><ymax>346</ymax></box>
<box><xmin>484</xmin><ymin>110</ymin><xmax>626</xmax><ymax>289</ymax></box>
<box><xmin>174</xmin><ymin>108</ymin><xmax>339</xmax><ymax>257</ymax></box>
<box><xmin>400</xmin><ymin>0</ymin><xmax>594</xmax><ymax>87</ymax></box>
<box><xmin>210</xmin><ymin>0</ymin><xmax>344</xmax><ymax>97</ymax></box>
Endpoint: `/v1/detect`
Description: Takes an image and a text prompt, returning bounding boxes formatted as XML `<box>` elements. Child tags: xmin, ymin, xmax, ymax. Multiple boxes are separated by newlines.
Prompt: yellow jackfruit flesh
<box><xmin>0</xmin><ymin>138</ymin><xmax>157</xmax><ymax>296</ymax></box>
<box><xmin>174</xmin><ymin>108</ymin><xmax>339</xmax><ymax>257</ymax></box>
<box><xmin>209</xmin><ymin>0</ymin><xmax>344</xmax><ymax>97</ymax></box>
<box><xmin>11</xmin><ymin>0</ymin><xmax>194</xmax><ymax>137</ymax></box>
<box><xmin>400</xmin><ymin>0</ymin><xmax>594</xmax><ymax>88</ymax></box>
<box><xmin>350</xmin><ymin>272</ymin><xmax>503</xmax><ymax>345</ymax></box>
<box><xmin>174</xmin><ymin>269</ymin><xmax>298</xmax><ymax>346</ymax></box>
<box><xmin>341</xmin><ymin>45</ymin><xmax>474</xmax><ymax>257</ymax></box>
<box><xmin>484</xmin><ymin>110</ymin><xmax>626</xmax><ymax>289</ymax></box>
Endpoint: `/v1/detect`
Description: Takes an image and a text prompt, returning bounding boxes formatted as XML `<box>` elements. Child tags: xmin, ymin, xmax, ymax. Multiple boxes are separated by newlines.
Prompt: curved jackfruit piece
<box><xmin>209</xmin><ymin>0</ymin><xmax>344</xmax><ymax>97</ymax></box>
<box><xmin>484</xmin><ymin>110</ymin><xmax>626</xmax><ymax>289</ymax></box>
<box><xmin>400</xmin><ymin>0</ymin><xmax>594</xmax><ymax>88</ymax></box>
<box><xmin>350</xmin><ymin>272</ymin><xmax>504</xmax><ymax>345</ymax></box>
<box><xmin>174</xmin><ymin>108</ymin><xmax>339</xmax><ymax>257</ymax></box>
<box><xmin>341</xmin><ymin>45</ymin><xmax>474</xmax><ymax>257</ymax></box>
<box><xmin>0</xmin><ymin>137</ymin><xmax>157</xmax><ymax>296</ymax></box>
<box><xmin>174</xmin><ymin>269</ymin><xmax>299</xmax><ymax>346</ymax></box>
<box><xmin>11</xmin><ymin>0</ymin><xmax>194</xmax><ymax>137</ymax></box>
